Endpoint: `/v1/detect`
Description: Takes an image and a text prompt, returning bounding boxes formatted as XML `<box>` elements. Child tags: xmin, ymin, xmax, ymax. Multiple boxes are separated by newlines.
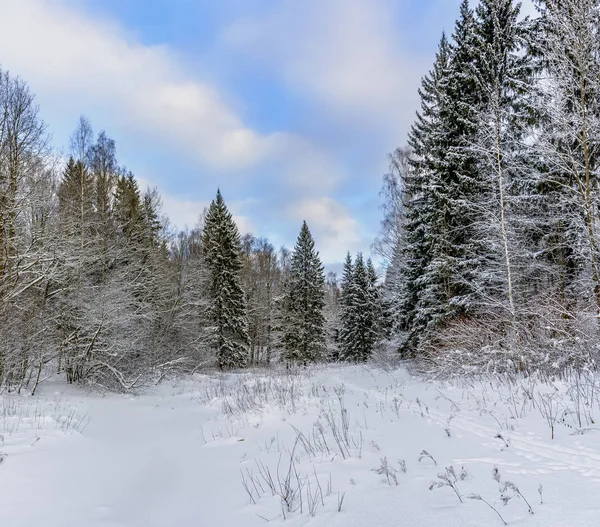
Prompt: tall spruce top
<box><xmin>295</xmin><ymin>221</ymin><xmax>316</xmax><ymax>253</ymax></box>
<box><xmin>291</xmin><ymin>221</ymin><xmax>324</xmax><ymax>276</ymax></box>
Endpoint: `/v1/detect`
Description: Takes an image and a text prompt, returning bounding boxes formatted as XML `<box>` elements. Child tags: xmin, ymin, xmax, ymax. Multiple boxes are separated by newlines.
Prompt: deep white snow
<box><xmin>1</xmin><ymin>365</ymin><xmax>600</xmax><ymax>526</ymax></box>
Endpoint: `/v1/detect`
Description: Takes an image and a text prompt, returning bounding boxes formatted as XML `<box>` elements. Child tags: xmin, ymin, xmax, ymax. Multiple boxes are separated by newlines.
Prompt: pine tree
<box><xmin>396</xmin><ymin>1</ymin><xmax>500</xmax><ymax>354</ymax></box>
<box><xmin>338</xmin><ymin>252</ymin><xmax>354</xmax><ymax>359</ymax></box>
<box><xmin>282</xmin><ymin>221</ymin><xmax>326</xmax><ymax>364</ymax></box>
<box><xmin>438</xmin><ymin>0</ymin><xmax>484</xmax><ymax>315</ymax></box>
<box><xmin>114</xmin><ymin>173</ymin><xmax>143</xmax><ymax>240</ymax></box>
<box><xmin>366</xmin><ymin>258</ymin><xmax>384</xmax><ymax>339</ymax></box>
<box><xmin>339</xmin><ymin>254</ymin><xmax>379</xmax><ymax>362</ymax></box>
<box><xmin>202</xmin><ymin>190</ymin><xmax>249</xmax><ymax>369</ymax></box>
<box><xmin>399</xmin><ymin>32</ymin><xmax>453</xmax><ymax>354</ymax></box>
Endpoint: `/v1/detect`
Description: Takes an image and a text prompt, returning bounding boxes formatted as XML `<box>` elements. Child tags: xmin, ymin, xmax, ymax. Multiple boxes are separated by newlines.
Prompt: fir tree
<box><xmin>366</xmin><ymin>258</ymin><xmax>383</xmax><ymax>339</ymax></box>
<box><xmin>58</xmin><ymin>156</ymin><xmax>94</xmax><ymax>235</ymax></box>
<box><xmin>282</xmin><ymin>221</ymin><xmax>326</xmax><ymax>364</ymax></box>
<box><xmin>437</xmin><ymin>0</ymin><xmax>483</xmax><ymax>315</ymax></box>
<box><xmin>400</xmin><ymin>32</ymin><xmax>453</xmax><ymax>354</ymax></box>
<box><xmin>114</xmin><ymin>173</ymin><xmax>143</xmax><ymax>240</ymax></box>
<box><xmin>56</xmin><ymin>153</ymin><xmax>98</xmax><ymax>383</ymax></box>
<box><xmin>141</xmin><ymin>188</ymin><xmax>163</xmax><ymax>250</ymax></box>
<box><xmin>340</xmin><ymin>254</ymin><xmax>379</xmax><ymax>362</ymax></box>
<box><xmin>338</xmin><ymin>252</ymin><xmax>354</xmax><ymax>359</ymax></box>
<box><xmin>202</xmin><ymin>190</ymin><xmax>249</xmax><ymax>369</ymax></box>
<box><xmin>397</xmin><ymin>1</ymin><xmax>499</xmax><ymax>354</ymax></box>
<box><xmin>89</xmin><ymin>131</ymin><xmax>118</xmax><ymax>232</ymax></box>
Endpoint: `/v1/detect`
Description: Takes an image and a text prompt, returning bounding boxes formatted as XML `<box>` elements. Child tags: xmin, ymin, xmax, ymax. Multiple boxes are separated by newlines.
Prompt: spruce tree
<box><xmin>141</xmin><ymin>188</ymin><xmax>163</xmax><ymax>250</ymax></box>
<box><xmin>438</xmin><ymin>0</ymin><xmax>483</xmax><ymax>315</ymax></box>
<box><xmin>56</xmin><ymin>151</ymin><xmax>99</xmax><ymax>383</ymax></box>
<box><xmin>282</xmin><ymin>221</ymin><xmax>326</xmax><ymax>364</ymax></box>
<box><xmin>338</xmin><ymin>252</ymin><xmax>354</xmax><ymax>359</ymax></box>
<box><xmin>340</xmin><ymin>254</ymin><xmax>379</xmax><ymax>362</ymax></box>
<box><xmin>114</xmin><ymin>173</ymin><xmax>143</xmax><ymax>240</ymax></box>
<box><xmin>340</xmin><ymin>253</ymin><xmax>354</xmax><ymax>306</ymax></box>
<box><xmin>202</xmin><ymin>190</ymin><xmax>249</xmax><ymax>369</ymax></box>
<box><xmin>398</xmin><ymin>1</ymin><xmax>495</xmax><ymax>354</ymax></box>
<box><xmin>89</xmin><ymin>131</ymin><xmax>117</xmax><ymax>224</ymax></box>
<box><xmin>58</xmin><ymin>157</ymin><xmax>95</xmax><ymax>229</ymax></box>
<box><xmin>400</xmin><ymin>32</ymin><xmax>453</xmax><ymax>354</ymax></box>
<box><xmin>366</xmin><ymin>258</ymin><xmax>383</xmax><ymax>339</ymax></box>
<box><xmin>324</xmin><ymin>271</ymin><xmax>341</xmax><ymax>361</ymax></box>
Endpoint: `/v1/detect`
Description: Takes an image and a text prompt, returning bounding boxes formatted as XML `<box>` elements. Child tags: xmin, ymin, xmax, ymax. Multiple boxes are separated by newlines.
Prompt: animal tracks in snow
<box><xmin>338</xmin><ymin>376</ymin><xmax>600</xmax><ymax>484</ymax></box>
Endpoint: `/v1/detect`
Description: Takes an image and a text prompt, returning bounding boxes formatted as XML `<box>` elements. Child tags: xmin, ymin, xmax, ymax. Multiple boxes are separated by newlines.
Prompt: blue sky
<box><xmin>0</xmin><ymin>0</ymin><xmax>537</xmax><ymax>267</ymax></box>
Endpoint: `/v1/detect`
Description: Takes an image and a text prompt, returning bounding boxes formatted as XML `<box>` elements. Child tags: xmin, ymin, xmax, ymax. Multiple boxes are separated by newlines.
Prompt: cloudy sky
<box><xmin>0</xmin><ymin>0</ymin><xmax>535</xmax><ymax>266</ymax></box>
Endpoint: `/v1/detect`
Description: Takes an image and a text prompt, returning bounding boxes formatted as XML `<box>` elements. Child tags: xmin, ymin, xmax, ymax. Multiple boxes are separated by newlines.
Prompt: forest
<box><xmin>381</xmin><ymin>0</ymin><xmax>600</xmax><ymax>376</ymax></box>
<box><xmin>1</xmin><ymin>0</ymin><xmax>600</xmax><ymax>393</ymax></box>
<box><xmin>0</xmin><ymin>85</ymin><xmax>382</xmax><ymax>392</ymax></box>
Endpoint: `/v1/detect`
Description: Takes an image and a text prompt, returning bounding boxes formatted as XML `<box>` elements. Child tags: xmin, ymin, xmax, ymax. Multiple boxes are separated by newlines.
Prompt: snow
<box><xmin>1</xmin><ymin>365</ymin><xmax>600</xmax><ymax>526</ymax></box>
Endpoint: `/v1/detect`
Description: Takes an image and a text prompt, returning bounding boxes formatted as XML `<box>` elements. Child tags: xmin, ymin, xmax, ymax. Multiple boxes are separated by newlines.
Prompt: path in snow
<box><xmin>0</xmin><ymin>389</ymin><xmax>253</xmax><ymax>527</ymax></box>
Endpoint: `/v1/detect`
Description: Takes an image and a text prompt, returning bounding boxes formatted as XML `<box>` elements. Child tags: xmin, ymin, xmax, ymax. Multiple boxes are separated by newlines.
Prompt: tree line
<box><xmin>6</xmin><ymin>0</ymin><xmax>593</xmax><ymax>390</ymax></box>
<box><xmin>0</xmin><ymin>73</ymin><xmax>384</xmax><ymax>392</ymax></box>
<box><xmin>378</xmin><ymin>0</ymin><xmax>600</xmax><ymax>374</ymax></box>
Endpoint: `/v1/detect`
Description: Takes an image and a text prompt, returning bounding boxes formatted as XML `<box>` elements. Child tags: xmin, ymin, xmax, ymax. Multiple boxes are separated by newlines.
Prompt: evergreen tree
<box><xmin>338</xmin><ymin>252</ymin><xmax>354</xmax><ymax>359</ymax></box>
<box><xmin>56</xmin><ymin>147</ymin><xmax>100</xmax><ymax>383</ymax></box>
<box><xmin>366</xmin><ymin>258</ymin><xmax>383</xmax><ymax>339</ymax></box>
<box><xmin>141</xmin><ymin>187</ymin><xmax>163</xmax><ymax>250</ymax></box>
<box><xmin>58</xmin><ymin>157</ymin><xmax>95</xmax><ymax>229</ymax></box>
<box><xmin>438</xmin><ymin>0</ymin><xmax>484</xmax><ymax>315</ymax></box>
<box><xmin>383</xmin><ymin>239</ymin><xmax>407</xmax><ymax>343</ymax></box>
<box><xmin>89</xmin><ymin>131</ymin><xmax>117</xmax><ymax>224</ymax></box>
<box><xmin>114</xmin><ymin>173</ymin><xmax>143</xmax><ymax>240</ymax></box>
<box><xmin>202</xmin><ymin>190</ymin><xmax>249</xmax><ymax>369</ymax></box>
<box><xmin>340</xmin><ymin>254</ymin><xmax>379</xmax><ymax>362</ymax></box>
<box><xmin>400</xmin><ymin>32</ymin><xmax>453</xmax><ymax>354</ymax></box>
<box><xmin>340</xmin><ymin>253</ymin><xmax>354</xmax><ymax>306</ymax></box>
<box><xmin>282</xmin><ymin>221</ymin><xmax>326</xmax><ymax>364</ymax></box>
<box><xmin>396</xmin><ymin>1</ymin><xmax>509</xmax><ymax>354</ymax></box>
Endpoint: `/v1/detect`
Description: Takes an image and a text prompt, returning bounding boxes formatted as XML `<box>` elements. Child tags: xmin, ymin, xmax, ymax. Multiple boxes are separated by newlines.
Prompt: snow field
<box><xmin>2</xmin><ymin>365</ymin><xmax>600</xmax><ymax>526</ymax></box>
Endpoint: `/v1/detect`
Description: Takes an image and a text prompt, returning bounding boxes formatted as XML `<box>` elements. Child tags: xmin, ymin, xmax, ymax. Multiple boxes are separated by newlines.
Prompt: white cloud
<box><xmin>0</xmin><ymin>0</ymin><xmax>466</xmax><ymax>265</ymax></box>
<box><xmin>0</xmin><ymin>0</ymin><xmax>338</xmax><ymax>181</ymax></box>
<box><xmin>224</xmin><ymin>0</ymin><xmax>423</xmax><ymax>135</ymax></box>
<box><xmin>267</xmin><ymin>135</ymin><xmax>343</xmax><ymax>193</ymax></box>
<box><xmin>225</xmin><ymin>0</ymin><xmax>536</xmax><ymax>141</ymax></box>
<box><xmin>0</xmin><ymin>0</ymin><xmax>350</xmax><ymax>250</ymax></box>
<box><xmin>286</xmin><ymin>197</ymin><xmax>364</xmax><ymax>264</ymax></box>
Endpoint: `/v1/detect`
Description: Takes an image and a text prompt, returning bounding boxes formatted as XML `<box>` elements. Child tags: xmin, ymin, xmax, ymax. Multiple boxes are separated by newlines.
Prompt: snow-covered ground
<box><xmin>2</xmin><ymin>365</ymin><xmax>600</xmax><ymax>526</ymax></box>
